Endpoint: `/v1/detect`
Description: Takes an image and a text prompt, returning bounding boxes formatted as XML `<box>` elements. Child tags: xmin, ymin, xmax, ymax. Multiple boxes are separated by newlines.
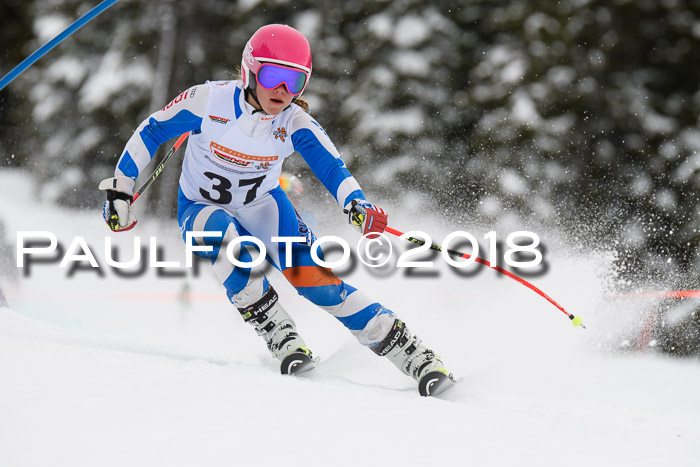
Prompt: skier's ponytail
<box><xmin>292</xmin><ymin>97</ymin><xmax>310</xmax><ymax>113</ymax></box>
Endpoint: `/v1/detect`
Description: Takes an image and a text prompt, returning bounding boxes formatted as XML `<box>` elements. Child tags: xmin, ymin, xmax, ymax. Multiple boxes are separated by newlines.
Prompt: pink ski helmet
<box><xmin>241</xmin><ymin>24</ymin><xmax>312</xmax><ymax>96</ymax></box>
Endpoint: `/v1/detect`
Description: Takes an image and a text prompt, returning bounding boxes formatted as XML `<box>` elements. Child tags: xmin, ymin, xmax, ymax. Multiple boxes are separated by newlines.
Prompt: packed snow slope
<box><xmin>1</xmin><ymin>169</ymin><xmax>699</xmax><ymax>467</ymax></box>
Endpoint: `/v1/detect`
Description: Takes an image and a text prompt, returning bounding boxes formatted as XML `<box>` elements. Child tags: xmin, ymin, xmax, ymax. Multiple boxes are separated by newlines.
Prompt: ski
<box><xmin>280</xmin><ymin>348</ymin><xmax>317</xmax><ymax>375</ymax></box>
<box><xmin>418</xmin><ymin>369</ymin><xmax>457</xmax><ymax>397</ymax></box>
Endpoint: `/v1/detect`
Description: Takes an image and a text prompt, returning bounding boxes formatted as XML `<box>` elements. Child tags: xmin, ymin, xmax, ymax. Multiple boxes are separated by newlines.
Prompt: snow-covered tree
<box><xmin>5</xmin><ymin>0</ymin><xmax>700</xmax><ymax>287</ymax></box>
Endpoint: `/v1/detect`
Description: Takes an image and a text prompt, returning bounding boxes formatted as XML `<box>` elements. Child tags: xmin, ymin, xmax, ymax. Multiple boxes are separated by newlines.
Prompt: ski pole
<box><xmin>385</xmin><ymin>226</ymin><xmax>585</xmax><ymax>329</ymax></box>
<box><xmin>132</xmin><ymin>132</ymin><xmax>189</xmax><ymax>202</ymax></box>
<box><xmin>0</xmin><ymin>0</ymin><xmax>120</xmax><ymax>92</ymax></box>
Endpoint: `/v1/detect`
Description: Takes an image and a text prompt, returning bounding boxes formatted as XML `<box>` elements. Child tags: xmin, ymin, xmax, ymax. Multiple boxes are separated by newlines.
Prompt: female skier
<box><xmin>99</xmin><ymin>24</ymin><xmax>454</xmax><ymax>396</ymax></box>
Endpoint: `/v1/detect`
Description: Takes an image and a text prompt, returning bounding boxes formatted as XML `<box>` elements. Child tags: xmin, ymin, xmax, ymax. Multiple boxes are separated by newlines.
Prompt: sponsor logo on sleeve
<box><xmin>162</xmin><ymin>90</ymin><xmax>189</xmax><ymax>111</ymax></box>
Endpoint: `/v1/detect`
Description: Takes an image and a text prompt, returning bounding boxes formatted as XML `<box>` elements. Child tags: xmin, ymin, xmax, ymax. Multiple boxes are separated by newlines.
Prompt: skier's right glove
<box><xmin>344</xmin><ymin>199</ymin><xmax>388</xmax><ymax>238</ymax></box>
<box><xmin>99</xmin><ymin>176</ymin><xmax>137</xmax><ymax>232</ymax></box>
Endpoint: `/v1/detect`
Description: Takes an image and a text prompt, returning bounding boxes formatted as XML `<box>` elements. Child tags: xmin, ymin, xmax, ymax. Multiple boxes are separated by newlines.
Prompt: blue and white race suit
<box><xmin>113</xmin><ymin>80</ymin><xmax>396</xmax><ymax>345</ymax></box>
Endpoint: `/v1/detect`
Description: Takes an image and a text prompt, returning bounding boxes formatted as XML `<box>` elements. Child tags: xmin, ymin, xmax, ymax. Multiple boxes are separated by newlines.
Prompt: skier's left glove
<box><xmin>99</xmin><ymin>176</ymin><xmax>137</xmax><ymax>232</ymax></box>
<box><xmin>344</xmin><ymin>199</ymin><xmax>388</xmax><ymax>237</ymax></box>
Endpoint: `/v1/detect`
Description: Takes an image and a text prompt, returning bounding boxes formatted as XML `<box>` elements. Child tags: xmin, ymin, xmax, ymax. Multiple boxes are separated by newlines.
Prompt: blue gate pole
<box><xmin>0</xmin><ymin>0</ymin><xmax>119</xmax><ymax>92</ymax></box>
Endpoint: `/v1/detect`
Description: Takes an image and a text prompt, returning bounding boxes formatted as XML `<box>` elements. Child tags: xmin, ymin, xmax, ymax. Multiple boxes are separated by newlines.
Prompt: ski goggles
<box><xmin>256</xmin><ymin>62</ymin><xmax>309</xmax><ymax>96</ymax></box>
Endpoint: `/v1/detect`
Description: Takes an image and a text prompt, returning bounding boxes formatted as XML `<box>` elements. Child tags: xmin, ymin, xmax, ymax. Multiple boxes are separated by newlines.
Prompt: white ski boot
<box><xmin>237</xmin><ymin>286</ymin><xmax>314</xmax><ymax>374</ymax></box>
<box><xmin>371</xmin><ymin>319</ymin><xmax>456</xmax><ymax>397</ymax></box>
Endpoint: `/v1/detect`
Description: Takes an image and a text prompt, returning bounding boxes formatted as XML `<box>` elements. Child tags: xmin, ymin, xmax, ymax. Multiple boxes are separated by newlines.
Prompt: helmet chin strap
<box><xmin>244</xmin><ymin>87</ymin><xmax>265</xmax><ymax>114</ymax></box>
<box><xmin>244</xmin><ymin>69</ymin><xmax>266</xmax><ymax>114</ymax></box>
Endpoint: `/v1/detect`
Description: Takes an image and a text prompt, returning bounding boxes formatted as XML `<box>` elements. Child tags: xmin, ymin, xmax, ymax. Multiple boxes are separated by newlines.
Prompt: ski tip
<box><xmin>280</xmin><ymin>348</ymin><xmax>316</xmax><ymax>376</ymax></box>
<box><xmin>418</xmin><ymin>369</ymin><xmax>457</xmax><ymax>397</ymax></box>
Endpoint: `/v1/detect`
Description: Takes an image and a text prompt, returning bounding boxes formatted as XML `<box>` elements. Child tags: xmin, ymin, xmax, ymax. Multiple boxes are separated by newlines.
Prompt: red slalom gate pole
<box><xmin>385</xmin><ymin>226</ymin><xmax>586</xmax><ymax>329</ymax></box>
<box><xmin>614</xmin><ymin>290</ymin><xmax>700</xmax><ymax>299</ymax></box>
